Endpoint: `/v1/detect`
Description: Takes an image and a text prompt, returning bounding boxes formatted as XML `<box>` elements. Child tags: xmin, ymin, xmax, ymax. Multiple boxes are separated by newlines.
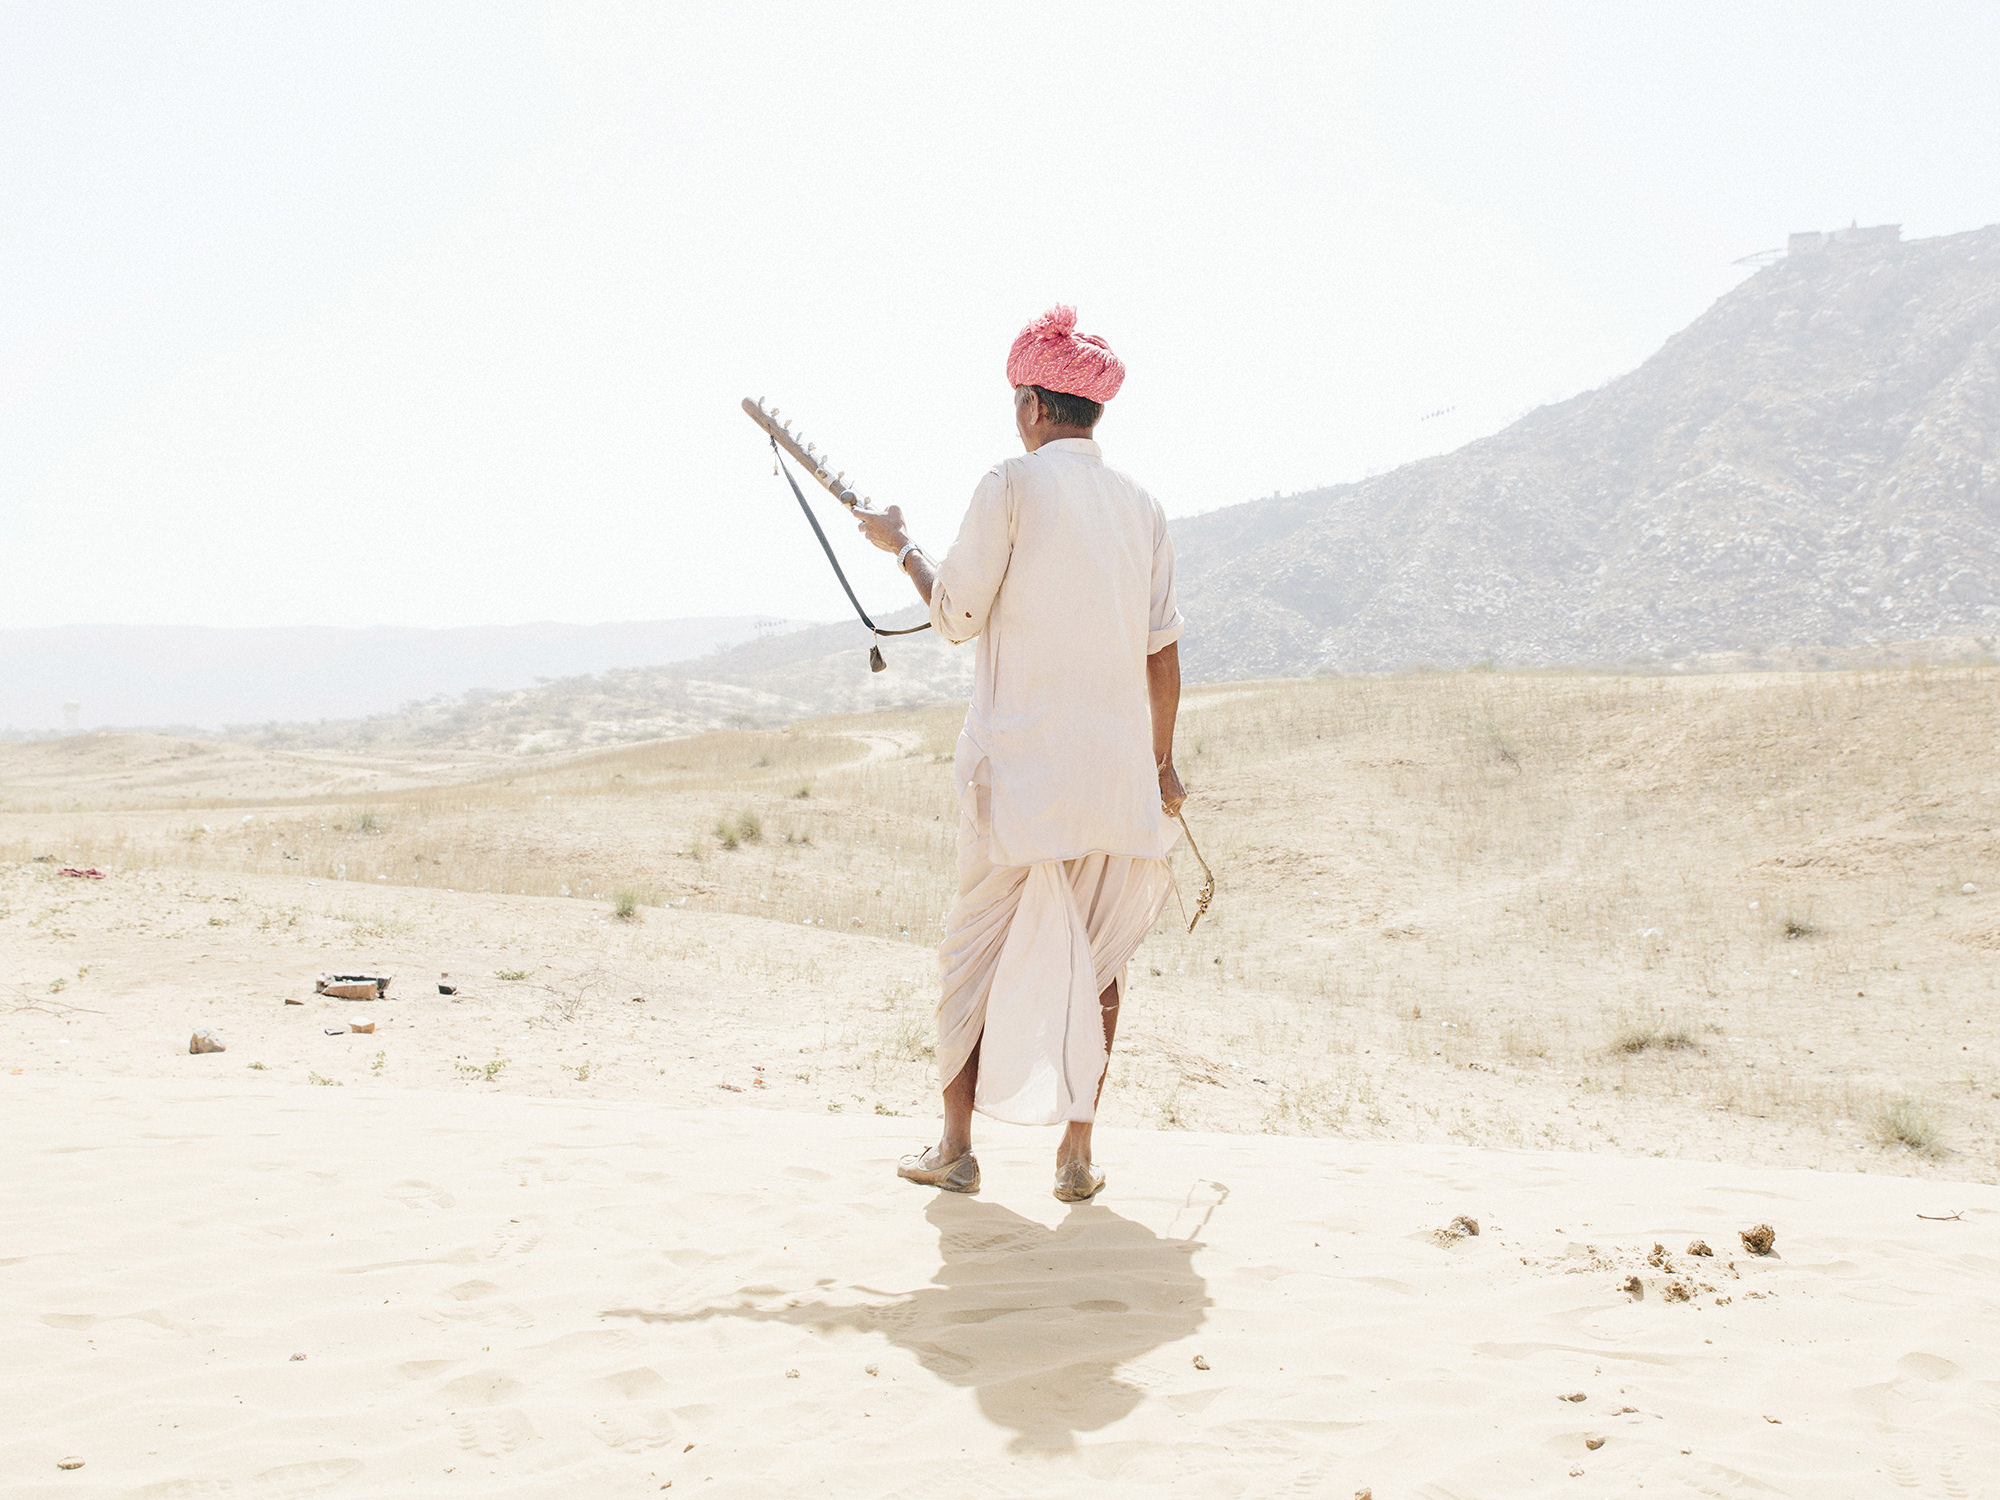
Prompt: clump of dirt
<box><xmin>1620</xmin><ymin>1275</ymin><xmax>1643</xmax><ymax>1298</ymax></box>
<box><xmin>1687</xmin><ymin>1239</ymin><xmax>1713</xmax><ymax>1257</ymax></box>
<box><xmin>1663</xmin><ymin>1280</ymin><xmax>1693</xmax><ymax>1303</ymax></box>
<box><xmin>1740</xmin><ymin>1223</ymin><xmax>1777</xmax><ymax>1256</ymax></box>
<box><xmin>1647</xmin><ymin>1242</ymin><xmax>1672</xmax><ymax>1269</ymax></box>
<box><xmin>1433</xmin><ymin>1214</ymin><xmax>1481</xmax><ymax>1244</ymax></box>
<box><xmin>1559</xmin><ymin>1391</ymin><xmax>1587</xmax><ymax>1402</ymax></box>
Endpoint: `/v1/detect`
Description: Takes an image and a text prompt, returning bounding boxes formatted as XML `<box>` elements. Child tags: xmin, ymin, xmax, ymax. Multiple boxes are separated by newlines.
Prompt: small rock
<box><xmin>1355</xmin><ymin>1490</ymin><xmax>1372</xmax><ymax>1500</ymax></box>
<box><xmin>323</xmin><ymin>1027</ymin><xmax>344</xmax><ymax>1036</ymax></box>
<box><xmin>438</xmin><ymin>985</ymin><xmax>458</xmax><ymax>996</ymax></box>
<box><xmin>785</xmin><ymin>1368</ymin><xmax>799</xmax><ymax>1379</ymax></box>
<box><xmin>290</xmin><ymin>1352</ymin><xmax>307</xmax><ymax>1361</ymax></box>
<box><xmin>864</xmin><ymin>1364</ymin><xmax>878</xmax><ymax>1376</ymax></box>
<box><xmin>1450</xmin><ymin>1215</ymin><xmax>1479</xmax><ymax>1237</ymax></box>
<box><xmin>1584</xmin><ymin>1435</ymin><xmax>1605</xmax><ymax>1451</ymax></box>
<box><xmin>1560</xmin><ymin>1391</ymin><xmax>1587</xmax><ymax>1402</ymax></box>
<box><xmin>1192</xmin><ymin>1354</ymin><xmax>1211</xmax><ymax>1370</ymax></box>
<box><xmin>349</xmin><ymin>1018</ymin><xmax>376</xmax><ymax>1034</ymax></box>
<box><xmin>189</xmin><ymin>1028</ymin><xmax>226</xmax><ymax>1055</ymax></box>
<box><xmin>283</xmin><ymin>997</ymin><xmax>305</xmax><ymax>1006</ymax></box>
<box><xmin>1687</xmin><ymin>1239</ymin><xmax>1713</xmax><ymax>1257</ymax></box>
<box><xmin>1740</xmin><ymin>1223</ymin><xmax>1777</xmax><ymax>1256</ymax></box>
<box><xmin>58</xmin><ymin>1457</ymin><xmax>84</xmax><ymax>1469</ymax></box>
<box><xmin>1963</xmin><ymin>883</ymin><xmax>1979</xmax><ymax>895</ymax></box>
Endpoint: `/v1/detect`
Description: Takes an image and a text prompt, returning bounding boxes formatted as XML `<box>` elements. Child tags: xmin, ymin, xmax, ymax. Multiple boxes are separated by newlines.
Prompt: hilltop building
<box><xmin>1788</xmin><ymin>222</ymin><xmax>1901</xmax><ymax>255</ymax></box>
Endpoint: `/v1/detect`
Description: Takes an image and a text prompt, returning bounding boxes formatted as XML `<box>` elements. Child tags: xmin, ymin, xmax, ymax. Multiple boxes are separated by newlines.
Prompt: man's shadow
<box><xmin>608</xmin><ymin>1183</ymin><xmax>1224</xmax><ymax>1451</ymax></box>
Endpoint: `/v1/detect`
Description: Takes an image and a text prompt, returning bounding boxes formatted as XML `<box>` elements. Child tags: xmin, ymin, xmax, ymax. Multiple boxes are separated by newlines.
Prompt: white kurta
<box><xmin>929</xmin><ymin>438</ymin><xmax>1185</xmax><ymax>1125</ymax></box>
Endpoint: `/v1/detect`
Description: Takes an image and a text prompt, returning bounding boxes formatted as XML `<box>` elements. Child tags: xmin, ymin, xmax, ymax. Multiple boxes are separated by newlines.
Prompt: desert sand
<box><xmin>4</xmin><ymin>1075</ymin><xmax>1997</xmax><ymax>1496</ymax></box>
<box><xmin>4</xmin><ymin>668</ymin><xmax>1999</xmax><ymax>1495</ymax></box>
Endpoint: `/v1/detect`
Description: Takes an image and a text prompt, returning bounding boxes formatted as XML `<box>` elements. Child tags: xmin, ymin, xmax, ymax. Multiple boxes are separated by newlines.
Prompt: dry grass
<box><xmin>4</xmin><ymin>666</ymin><xmax>1997</xmax><ymax>1178</ymax></box>
<box><xmin>1872</xmin><ymin>1096</ymin><xmax>1944</xmax><ymax>1155</ymax></box>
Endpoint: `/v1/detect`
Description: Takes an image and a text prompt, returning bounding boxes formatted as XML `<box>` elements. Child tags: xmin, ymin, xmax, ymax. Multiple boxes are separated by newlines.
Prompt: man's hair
<box><xmin>1029</xmin><ymin>384</ymin><xmax>1103</xmax><ymax>430</ymax></box>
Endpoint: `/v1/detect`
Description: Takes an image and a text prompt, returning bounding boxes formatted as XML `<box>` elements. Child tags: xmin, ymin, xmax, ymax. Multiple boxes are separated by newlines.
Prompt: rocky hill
<box><xmin>247</xmin><ymin>226</ymin><xmax>2000</xmax><ymax>752</ymax></box>
<box><xmin>1172</xmin><ymin>224</ymin><xmax>2000</xmax><ymax>676</ymax></box>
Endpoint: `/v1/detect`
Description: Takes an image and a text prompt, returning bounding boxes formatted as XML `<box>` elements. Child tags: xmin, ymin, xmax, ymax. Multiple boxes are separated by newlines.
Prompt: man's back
<box><xmin>930</xmin><ymin>437</ymin><xmax>1182</xmax><ymax>867</ymax></box>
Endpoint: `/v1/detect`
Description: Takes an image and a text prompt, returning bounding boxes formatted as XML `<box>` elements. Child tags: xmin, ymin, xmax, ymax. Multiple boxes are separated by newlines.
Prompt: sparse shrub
<box><xmin>1782</xmin><ymin>906</ymin><xmax>1818</xmax><ymax>940</ymax></box>
<box><xmin>456</xmin><ymin>1056</ymin><xmax>509</xmax><ymax>1082</ymax></box>
<box><xmin>495</xmin><ymin>968</ymin><xmax>531</xmax><ymax>981</ymax></box>
<box><xmin>1872</xmin><ymin>1096</ymin><xmax>1941</xmax><ymax>1154</ymax></box>
<box><xmin>1611</xmin><ymin>1015</ymin><xmax>1700</xmax><ymax>1054</ymax></box>
<box><xmin>355</xmin><ymin>811</ymin><xmax>382</xmax><ymax>835</ymax></box>
<box><xmin>612</xmin><ymin>888</ymin><xmax>641</xmax><ymax>921</ymax></box>
<box><xmin>794</xmin><ymin>782</ymin><xmax>812</xmax><ymax>799</ymax></box>
<box><xmin>308</xmin><ymin>1072</ymin><xmax>342</xmax><ymax>1087</ymax></box>
<box><xmin>736</xmin><ymin>809</ymin><xmax>763</xmax><ymax>843</ymax></box>
<box><xmin>714</xmin><ymin>818</ymin><xmax>739</xmax><ymax>850</ymax></box>
<box><xmin>881</xmin><ymin>1006</ymin><xmax>935</xmax><ymax>1063</ymax></box>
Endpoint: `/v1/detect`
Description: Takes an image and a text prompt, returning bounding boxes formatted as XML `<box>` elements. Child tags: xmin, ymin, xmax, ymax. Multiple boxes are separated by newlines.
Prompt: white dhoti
<box><xmin>937</xmin><ymin>773</ymin><xmax>1174</xmax><ymax>1126</ymax></box>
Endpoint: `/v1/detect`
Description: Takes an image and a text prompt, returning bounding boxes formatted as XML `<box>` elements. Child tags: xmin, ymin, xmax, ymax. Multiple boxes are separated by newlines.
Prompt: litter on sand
<box><xmin>316</xmin><ymin>974</ymin><xmax>392</xmax><ymax>1000</ymax></box>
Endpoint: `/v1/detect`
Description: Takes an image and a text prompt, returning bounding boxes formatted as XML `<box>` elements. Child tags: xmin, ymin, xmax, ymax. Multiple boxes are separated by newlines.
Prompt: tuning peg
<box><xmin>835</xmin><ymin>472</ymin><xmax>846</xmax><ymax>484</ymax></box>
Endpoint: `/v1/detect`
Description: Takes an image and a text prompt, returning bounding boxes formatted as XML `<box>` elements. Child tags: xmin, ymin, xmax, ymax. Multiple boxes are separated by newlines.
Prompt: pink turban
<box><xmin>1005</xmin><ymin>304</ymin><xmax>1125</xmax><ymax>403</ymax></box>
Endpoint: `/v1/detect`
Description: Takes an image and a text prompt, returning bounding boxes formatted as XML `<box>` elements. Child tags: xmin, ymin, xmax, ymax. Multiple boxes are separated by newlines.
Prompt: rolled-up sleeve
<box><xmin>1147</xmin><ymin>501</ymin><xmax>1184</xmax><ymax>654</ymax></box>
<box><xmin>930</xmin><ymin>467</ymin><xmax>1013</xmax><ymax>644</ymax></box>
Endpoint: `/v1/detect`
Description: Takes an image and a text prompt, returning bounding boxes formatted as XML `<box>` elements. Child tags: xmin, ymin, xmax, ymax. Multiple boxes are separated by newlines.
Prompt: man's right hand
<box><xmin>1158</xmin><ymin>759</ymin><xmax>1186</xmax><ymax>818</ymax></box>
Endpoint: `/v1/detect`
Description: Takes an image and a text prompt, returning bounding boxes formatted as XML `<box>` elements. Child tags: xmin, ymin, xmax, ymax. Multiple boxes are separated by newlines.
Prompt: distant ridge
<box><xmin>1170</xmin><ymin>224</ymin><xmax>2000</xmax><ymax>677</ymax></box>
<box><xmin>1</xmin><ymin>617</ymin><xmax>806</xmax><ymax>734</ymax></box>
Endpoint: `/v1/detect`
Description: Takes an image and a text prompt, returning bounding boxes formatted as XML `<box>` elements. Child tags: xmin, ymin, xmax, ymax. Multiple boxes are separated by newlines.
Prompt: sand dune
<box><xmin>4</xmin><ymin>1075</ymin><xmax>1996</xmax><ymax>1497</ymax></box>
<box><xmin>5</xmin><ymin>668</ymin><xmax>1998</xmax><ymax>1495</ymax></box>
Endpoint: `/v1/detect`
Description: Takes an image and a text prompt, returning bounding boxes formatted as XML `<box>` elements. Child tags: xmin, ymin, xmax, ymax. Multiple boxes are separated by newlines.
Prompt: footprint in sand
<box><xmin>592</xmin><ymin>1369</ymin><xmax>682</xmax><ymax>1451</ymax></box>
<box><xmin>387</xmin><ymin>1180</ymin><xmax>456</xmax><ymax>1211</ymax></box>
<box><xmin>450</xmin><ymin>1408</ymin><xmax>537</xmax><ymax>1458</ymax></box>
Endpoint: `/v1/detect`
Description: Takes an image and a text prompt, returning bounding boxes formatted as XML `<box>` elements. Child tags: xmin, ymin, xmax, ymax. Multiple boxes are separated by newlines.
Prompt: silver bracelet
<box><xmin>896</xmin><ymin>542</ymin><xmax>921</xmax><ymax>570</ymax></box>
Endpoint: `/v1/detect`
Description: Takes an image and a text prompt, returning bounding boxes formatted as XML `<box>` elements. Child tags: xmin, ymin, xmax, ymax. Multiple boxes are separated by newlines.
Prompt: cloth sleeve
<box><xmin>929</xmin><ymin>466</ymin><xmax>1014</xmax><ymax>644</ymax></box>
<box><xmin>1147</xmin><ymin>501</ymin><xmax>1185</xmax><ymax>654</ymax></box>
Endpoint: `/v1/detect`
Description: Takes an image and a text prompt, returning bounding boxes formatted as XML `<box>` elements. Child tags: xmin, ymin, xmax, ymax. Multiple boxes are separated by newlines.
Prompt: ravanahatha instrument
<box><xmin>741</xmin><ymin>396</ymin><xmax>929</xmax><ymax>672</ymax></box>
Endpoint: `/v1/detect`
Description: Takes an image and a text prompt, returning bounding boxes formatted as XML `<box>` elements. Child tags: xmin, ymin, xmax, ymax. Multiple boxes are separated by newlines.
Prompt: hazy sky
<box><xmin>5</xmin><ymin>2</ymin><xmax>1997</xmax><ymax>630</ymax></box>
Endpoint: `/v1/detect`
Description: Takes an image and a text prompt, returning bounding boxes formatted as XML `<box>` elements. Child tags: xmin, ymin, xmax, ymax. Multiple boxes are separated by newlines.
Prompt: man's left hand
<box><xmin>855</xmin><ymin>502</ymin><xmax>909</xmax><ymax>556</ymax></box>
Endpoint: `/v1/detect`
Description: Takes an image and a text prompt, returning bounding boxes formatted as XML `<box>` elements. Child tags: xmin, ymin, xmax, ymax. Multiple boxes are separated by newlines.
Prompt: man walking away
<box><xmin>854</xmin><ymin>305</ymin><xmax>1186</xmax><ymax>1202</ymax></box>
